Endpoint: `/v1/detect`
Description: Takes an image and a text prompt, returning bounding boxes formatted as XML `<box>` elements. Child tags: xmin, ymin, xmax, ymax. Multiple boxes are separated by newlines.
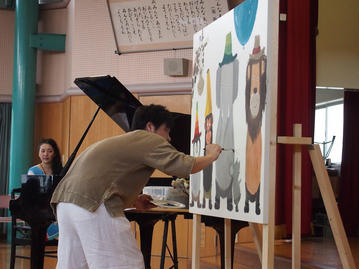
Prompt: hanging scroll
<box><xmin>107</xmin><ymin>0</ymin><xmax>228</xmax><ymax>53</ymax></box>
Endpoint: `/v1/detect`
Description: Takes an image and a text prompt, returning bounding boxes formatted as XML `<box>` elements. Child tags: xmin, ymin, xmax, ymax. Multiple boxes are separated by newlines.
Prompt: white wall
<box><xmin>0</xmin><ymin>0</ymin><xmax>193</xmax><ymax>102</ymax></box>
<box><xmin>2</xmin><ymin>0</ymin><xmax>358</xmax><ymax>101</ymax></box>
<box><xmin>0</xmin><ymin>10</ymin><xmax>14</xmax><ymax>100</ymax></box>
<box><xmin>317</xmin><ymin>0</ymin><xmax>359</xmax><ymax>89</ymax></box>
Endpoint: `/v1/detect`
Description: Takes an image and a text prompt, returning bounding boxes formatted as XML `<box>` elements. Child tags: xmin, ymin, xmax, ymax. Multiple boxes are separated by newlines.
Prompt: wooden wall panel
<box><xmin>68</xmin><ymin>96</ymin><xmax>124</xmax><ymax>157</ymax></box>
<box><xmin>187</xmin><ymin>220</ymin><xmax>218</xmax><ymax>257</ymax></box>
<box><xmin>134</xmin><ymin>217</ymin><xmax>218</xmax><ymax>259</ymax></box>
<box><xmin>33</xmin><ymin>102</ymin><xmax>64</xmax><ymax>164</ymax></box>
<box><xmin>61</xmin><ymin>97</ymin><xmax>71</xmax><ymax>164</ymax></box>
<box><xmin>138</xmin><ymin>94</ymin><xmax>192</xmax><ymax>114</ymax></box>
<box><xmin>149</xmin><ymin>215</ymin><xmax>191</xmax><ymax>258</ymax></box>
<box><xmin>148</xmin><ymin>218</ymin><xmax>218</xmax><ymax>258</ymax></box>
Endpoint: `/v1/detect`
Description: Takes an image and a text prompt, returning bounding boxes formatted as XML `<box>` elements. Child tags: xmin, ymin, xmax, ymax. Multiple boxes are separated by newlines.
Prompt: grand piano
<box><xmin>9</xmin><ymin>75</ymin><xmax>248</xmax><ymax>269</ymax></box>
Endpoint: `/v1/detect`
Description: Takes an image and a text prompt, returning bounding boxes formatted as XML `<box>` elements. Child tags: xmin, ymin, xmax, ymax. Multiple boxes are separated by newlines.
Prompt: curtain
<box><xmin>276</xmin><ymin>0</ymin><xmax>318</xmax><ymax>235</ymax></box>
<box><xmin>0</xmin><ymin>103</ymin><xmax>11</xmax><ymax>194</ymax></box>
<box><xmin>339</xmin><ymin>90</ymin><xmax>359</xmax><ymax>236</ymax></box>
<box><xmin>0</xmin><ymin>103</ymin><xmax>12</xmax><ymax>235</ymax></box>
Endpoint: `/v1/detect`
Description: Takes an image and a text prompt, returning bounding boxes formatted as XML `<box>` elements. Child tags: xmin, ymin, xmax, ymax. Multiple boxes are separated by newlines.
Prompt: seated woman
<box><xmin>28</xmin><ymin>138</ymin><xmax>63</xmax><ymax>240</ymax></box>
<box><xmin>28</xmin><ymin>138</ymin><xmax>63</xmax><ymax>176</ymax></box>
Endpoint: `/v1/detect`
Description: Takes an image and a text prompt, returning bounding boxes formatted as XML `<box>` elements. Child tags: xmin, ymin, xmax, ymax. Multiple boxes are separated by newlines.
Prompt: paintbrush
<box><xmin>221</xmin><ymin>148</ymin><xmax>235</xmax><ymax>152</ymax></box>
<box><xmin>203</xmin><ymin>148</ymin><xmax>235</xmax><ymax>152</ymax></box>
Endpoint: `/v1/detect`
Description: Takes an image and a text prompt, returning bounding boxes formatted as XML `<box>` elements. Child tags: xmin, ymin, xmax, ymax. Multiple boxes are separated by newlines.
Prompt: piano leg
<box><xmin>29</xmin><ymin>223</ymin><xmax>48</xmax><ymax>269</ymax></box>
<box><xmin>159</xmin><ymin>214</ymin><xmax>178</xmax><ymax>269</ymax></box>
<box><xmin>170</xmin><ymin>217</ymin><xmax>178</xmax><ymax>269</ymax></box>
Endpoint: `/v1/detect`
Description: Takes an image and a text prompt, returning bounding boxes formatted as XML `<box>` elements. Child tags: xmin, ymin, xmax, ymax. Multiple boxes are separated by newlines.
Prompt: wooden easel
<box><xmin>191</xmin><ymin>124</ymin><xmax>356</xmax><ymax>269</ymax></box>
<box><xmin>277</xmin><ymin>123</ymin><xmax>356</xmax><ymax>269</ymax></box>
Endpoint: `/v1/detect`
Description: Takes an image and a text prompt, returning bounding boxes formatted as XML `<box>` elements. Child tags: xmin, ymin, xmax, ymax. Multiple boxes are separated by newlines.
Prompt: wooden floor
<box><xmin>0</xmin><ymin>237</ymin><xmax>358</xmax><ymax>269</ymax></box>
<box><xmin>235</xmin><ymin>237</ymin><xmax>359</xmax><ymax>269</ymax></box>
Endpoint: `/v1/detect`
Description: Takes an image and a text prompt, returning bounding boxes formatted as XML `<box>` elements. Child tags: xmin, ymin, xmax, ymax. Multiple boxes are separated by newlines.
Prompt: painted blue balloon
<box><xmin>234</xmin><ymin>0</ymin><xmax>258</xmax><ymax>46</ymax></box>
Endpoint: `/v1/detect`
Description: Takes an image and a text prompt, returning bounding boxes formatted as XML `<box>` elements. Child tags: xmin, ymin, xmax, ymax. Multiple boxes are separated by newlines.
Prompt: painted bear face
<box><xmin>245</xmin><ymin>55</ymin><xmax>267</xmax><ymax>141</ymax></box>
<box><xmin>249</xmin><ymin>61</ymin><xmax>261</xmax><ymax>118</ymax></box>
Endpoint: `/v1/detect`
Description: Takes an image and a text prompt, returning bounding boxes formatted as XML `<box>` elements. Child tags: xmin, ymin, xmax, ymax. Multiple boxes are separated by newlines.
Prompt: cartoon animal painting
<box><xmin>190</xmin><ymin>102</ymin><xmax>202</xmax><ymax>208</ymax></box>
<box><xmin>214</xmin><ymin>32</ymin><xmax>241</xmax><ymax>211</ymax></box>
<box><xmin>244</xmin><ymin>35</ymin><xmax>267</xmax><ymax>215</ymax></box>
<box><xmin>193</xmin><ymin>35</ymin><xmax>208</xmax><ymax>96</ymax></box>
<box><xmin>202</xmin><ymin>70</ymin><xmax>214</xmax><ymax>209</ymax></box>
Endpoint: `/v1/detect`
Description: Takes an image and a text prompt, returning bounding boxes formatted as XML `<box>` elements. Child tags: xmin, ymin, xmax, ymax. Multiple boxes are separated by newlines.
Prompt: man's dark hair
<box><xmin>131</xmin><ymin>104</ymin><xmax>174</xmax><ymax>131</ymax></box>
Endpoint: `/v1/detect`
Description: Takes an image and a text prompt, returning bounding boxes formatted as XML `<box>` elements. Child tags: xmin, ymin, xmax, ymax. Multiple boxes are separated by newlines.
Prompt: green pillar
<box><xmin>8</xmin><ymin>0</ymin><xmax>39</xmax><ymax>192</ymax></box>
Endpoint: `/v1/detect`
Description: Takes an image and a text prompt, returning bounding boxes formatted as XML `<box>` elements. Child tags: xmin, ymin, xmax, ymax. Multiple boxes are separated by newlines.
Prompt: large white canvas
<box><xmin>190</xmin><ymin>0</ymin><xmax>271</xmax><ymax>223</ymax></box>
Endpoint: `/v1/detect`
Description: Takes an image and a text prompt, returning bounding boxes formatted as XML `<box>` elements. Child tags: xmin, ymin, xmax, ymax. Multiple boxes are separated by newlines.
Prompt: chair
<box><xmin>0</xmin><ymin>195</ymin><xmax>12</xmax><ymax>223</ymax></box>
<box><xmin>9</xmin><ymin>188</ymin><xmax>57</xmax><ymax>269</ymax></box>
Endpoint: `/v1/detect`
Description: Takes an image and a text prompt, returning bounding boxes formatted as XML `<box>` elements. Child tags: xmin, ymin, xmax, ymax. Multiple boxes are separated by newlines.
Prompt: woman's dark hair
<box><xmin>130</xmin><ymin>104</ymin><xmax>174</xmax><ymax>131</ymax></box>
<box><xmin>38</xmin><ymin>138</ymin><xmax>63</xmax><ymax>175</ymax></box>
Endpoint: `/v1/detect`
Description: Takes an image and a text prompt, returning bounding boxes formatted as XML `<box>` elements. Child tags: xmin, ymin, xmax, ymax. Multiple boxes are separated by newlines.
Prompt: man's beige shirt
<box><xmin>51</xmin><ymin>130</ymin><xmax>195</xmax><ymax>217</ymax></box>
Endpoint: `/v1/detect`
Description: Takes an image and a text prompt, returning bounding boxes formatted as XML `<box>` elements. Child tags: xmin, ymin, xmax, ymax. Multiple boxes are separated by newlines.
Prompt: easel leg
<box><xmin>262</xmin><ymin>131</ymin><xmax>277</xmax><ymax>269</ymax></box>
<box><xmin>261</xmin><ymin>132</ymin><xmax>277</xmax><ymax>269</ymax></box>
<box><xmin>308</xmin><ymin>144</ymin><xmax>356</xmax><ymax>269</ymax></box>
<box><xmin>224</xmin><ymin>219</ymin><xmax>231</xmax><ymax>269</ymax></box>
<box><xmin>249</xmin><ymin>223</ymin><xmax>262</xmax><ymax>262</ymax></box>
<box><xmin>292</xmin><ymin>124</ymin><xmax>302</xmax><ymax>269</ymax></box>
<box><xmin>262</xmin><ymin>224</ymin><xmax>274</xmax><ymax>269</ymax></box>
<box><xmin>191</xmin><ymin>214</ymin><xmax>201</xmax><ymax>269</ymax></box>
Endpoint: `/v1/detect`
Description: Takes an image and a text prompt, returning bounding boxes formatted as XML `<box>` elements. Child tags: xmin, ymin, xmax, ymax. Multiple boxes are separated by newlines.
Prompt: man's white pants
<box><xmin>56</xmin><ymin>202</ymin><xmax>145</xmax><ymax>269</ymax></box>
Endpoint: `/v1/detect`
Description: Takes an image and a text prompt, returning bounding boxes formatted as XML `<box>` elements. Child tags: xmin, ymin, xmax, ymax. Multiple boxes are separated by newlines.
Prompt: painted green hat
<box><xmin>219</xmin><ymin>32</ymin><xmax>238</xmax><ymax>67</ymax></box>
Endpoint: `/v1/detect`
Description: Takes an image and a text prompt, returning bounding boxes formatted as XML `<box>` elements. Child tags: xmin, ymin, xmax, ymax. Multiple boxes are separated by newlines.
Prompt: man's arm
<box><xmin>191</xmin><ymin>144</ymin><xmax>222</xmax><ymax>174</ymax></box>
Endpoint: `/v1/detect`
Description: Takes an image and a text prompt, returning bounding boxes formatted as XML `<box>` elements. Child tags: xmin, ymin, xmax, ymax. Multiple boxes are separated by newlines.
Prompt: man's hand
<box><xmin>133</xmin><ymin>194</ymin><xmax>157</xmax><ymax>210</ymax></box>
<box><xmin>205</xmin><ymin>144</ymin><xmax>222</xmax><ymax>161</ymax></box>
<box><xmin>191</xmin><ymin>144</ymin><xmax>222</xmax><ymax>174</ymax></box>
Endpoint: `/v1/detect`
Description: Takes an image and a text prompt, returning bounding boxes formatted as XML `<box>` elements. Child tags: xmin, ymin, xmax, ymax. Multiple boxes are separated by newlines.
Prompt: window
<box><xmin>314</xmin><ymin>100</ymin><xmax>343</xmax><ymax>164</ymax></box>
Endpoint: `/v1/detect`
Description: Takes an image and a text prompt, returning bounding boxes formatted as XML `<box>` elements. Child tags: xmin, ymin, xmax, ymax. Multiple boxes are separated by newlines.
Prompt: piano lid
<box><xmin>74</xmin><ymin>75</ymin><xmax>142</xmax><ymax>132</ymax></box>
<box><xmin>75</xmin><ymin>75</ymin><xmax>190</xmax><ymax>154</ymax></box>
